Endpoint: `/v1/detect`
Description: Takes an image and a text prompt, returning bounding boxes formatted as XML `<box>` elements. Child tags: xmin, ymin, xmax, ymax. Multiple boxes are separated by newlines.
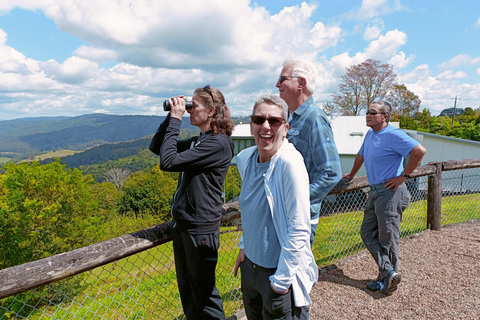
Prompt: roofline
<box><xmin>403</xmin><ymin>129</ymin><xmax>480</xmax><ymax>146</ymax></box>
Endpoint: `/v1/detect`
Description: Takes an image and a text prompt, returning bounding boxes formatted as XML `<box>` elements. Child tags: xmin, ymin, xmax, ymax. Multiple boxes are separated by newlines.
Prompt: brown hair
<box><xmin>211</xmin><ymin>102</ymin><xmax>234</xmax><ymax>137</ymax></box>
<box><xmin>194</xmin><ymin>85</ymin><xmax>225</xmax><ymax>106</ymax></box>
<box><xmin>194</xmin><ymin>86</ymin><xmax>233</xmax><ymax>137</ymax></box>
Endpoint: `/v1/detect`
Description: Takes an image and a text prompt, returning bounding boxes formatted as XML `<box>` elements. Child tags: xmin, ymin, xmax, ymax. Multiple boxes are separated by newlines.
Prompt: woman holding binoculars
<box><xmin>150</xmin><ymin>85</ymin><xmax>235</xmax><ymax>319</ymax></box>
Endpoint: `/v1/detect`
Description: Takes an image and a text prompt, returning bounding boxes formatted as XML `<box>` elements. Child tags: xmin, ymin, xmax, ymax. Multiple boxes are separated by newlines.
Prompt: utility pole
<box><xmin>451</xmin><ymin>96</ymin><xmax>461</xmax><ymax>126</ymax></box>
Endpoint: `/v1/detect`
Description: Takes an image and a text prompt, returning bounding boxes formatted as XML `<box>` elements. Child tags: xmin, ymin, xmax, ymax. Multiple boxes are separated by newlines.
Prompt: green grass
<box><xmin>0</xmin><ymin>157</ymin><xmax>13</xmax><ymax>165</ymax></box>
<box><xmin>34</xmin><ymin>150</ymin><xmax>80</xmax><ymax>161</ymax></box>
<box><xmin>4</xmin><ymin>228</ymin><xmax>243</xmax><ymax>319</ymax></box>
<box><xmin>2</xmin><ymin>193</ymin><xmax>480</xmax><ymax>319</ymax></box>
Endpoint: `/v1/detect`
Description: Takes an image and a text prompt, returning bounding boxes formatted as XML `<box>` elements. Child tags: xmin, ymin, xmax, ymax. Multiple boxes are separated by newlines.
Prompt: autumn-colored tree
<box><xmin>388</xmin><ymin>84</ymin><xmax>421</xmax><ymax>121</ymax></box>
<box><xmin>333</xmin><ymin>59</ymin><xmax>397</xmax><ymax>115</ymax></box>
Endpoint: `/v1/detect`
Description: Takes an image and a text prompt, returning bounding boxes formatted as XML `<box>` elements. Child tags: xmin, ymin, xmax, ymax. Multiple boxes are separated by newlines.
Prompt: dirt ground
<box><xmin>233</xmin><ymin>220</ymin><xmax>480</xmax><ymax>320</ymax></box>
<box><xmin>309</xmin><ymin>220</ymin><xmax>480</xmax><ymax>320</ymax></box>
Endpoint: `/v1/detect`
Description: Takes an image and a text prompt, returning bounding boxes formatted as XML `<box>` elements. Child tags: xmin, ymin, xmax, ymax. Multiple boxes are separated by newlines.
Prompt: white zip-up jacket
<box><xmin>237</xmin><ymin>139</ymin><xmax>318</xmax><ymax>307</ymax></box>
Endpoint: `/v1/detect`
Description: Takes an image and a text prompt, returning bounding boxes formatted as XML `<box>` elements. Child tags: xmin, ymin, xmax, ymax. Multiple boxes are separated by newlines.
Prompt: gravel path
<box><xmin>309</xmin><ymin>220</ymin><xmax>480</xmax><ymax>320</ymax></box>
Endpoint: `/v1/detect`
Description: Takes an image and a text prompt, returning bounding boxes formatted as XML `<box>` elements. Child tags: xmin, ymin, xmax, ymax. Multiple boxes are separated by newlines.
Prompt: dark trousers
<box><xmin>172</xmin><ymin>227</ymin><xmax>225</xmax><ymax>320</ymax></box>
<box><xmin>240</xmin><ymin>257</ymin><xmax>308</xmax><ymax>320</ymax></box>
<box><xmin>361</xmin><ymin>183</ymin><xmax>411</xmax><ymax>279</ymax></box>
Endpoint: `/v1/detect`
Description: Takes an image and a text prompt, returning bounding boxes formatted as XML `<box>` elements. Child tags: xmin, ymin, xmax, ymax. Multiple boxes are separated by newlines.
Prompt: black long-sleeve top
<box><xmin>149</xmin><ymin>114</ymin><xmax>234</xmax><ymax>234</ymax></box>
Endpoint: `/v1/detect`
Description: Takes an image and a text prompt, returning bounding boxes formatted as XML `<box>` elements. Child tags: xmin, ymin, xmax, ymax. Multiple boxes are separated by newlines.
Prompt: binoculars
<box><xmin>163</xmin><ymin>100</ymin><xmax>193</xmax><ymax>111</ymax></box>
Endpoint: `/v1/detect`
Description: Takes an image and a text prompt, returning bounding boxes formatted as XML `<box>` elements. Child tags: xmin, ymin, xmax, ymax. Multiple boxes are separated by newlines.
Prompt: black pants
<box><xmin>172</xmin><ymin>227</ymin><xmax>225</xmax><ymax>320</ymax></box>
<box><xmin>240</xmin><ymin>257</ymin><xmax>308</xmax><ymax>320</ymax></box>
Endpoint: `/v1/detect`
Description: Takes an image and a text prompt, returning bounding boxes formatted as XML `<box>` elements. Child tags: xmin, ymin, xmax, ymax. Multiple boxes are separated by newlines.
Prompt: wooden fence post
<box><xmin>427</xmin><ymin>162</ymin><xmax>442</xmax><ymax>230</ymax></box>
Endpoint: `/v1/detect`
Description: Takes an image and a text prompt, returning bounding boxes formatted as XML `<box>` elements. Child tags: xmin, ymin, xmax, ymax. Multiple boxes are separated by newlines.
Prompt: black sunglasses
<box><xmin>250</xmin><ymin>115</ymin><xmax>285</xmax><ymax>127</ymax></box>
<box><xmin>366</xmin><ymin>109</ymin><xmax>385</xmax><ymax>115</ymax></box>
<box><xmin>277</xmin><ymin>75</ymin><xmax>299</xmax><ymax>83</ymax></box>
<box><xmin>203</xmin><ymin>84</ymin><xmax>215</xmax><ymax>102</ymax></box>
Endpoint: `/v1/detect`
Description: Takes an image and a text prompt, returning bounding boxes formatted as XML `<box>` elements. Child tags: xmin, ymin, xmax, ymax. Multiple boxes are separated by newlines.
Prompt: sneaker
<box><xmin>382</xmin><ymin>270</ymin><xmax>401</xmax><ymax>294</ymax></box>
<box><xmin>366</xmin><ymin>279</ymin><xmax>385</xmax><ymax>291</ymax></box>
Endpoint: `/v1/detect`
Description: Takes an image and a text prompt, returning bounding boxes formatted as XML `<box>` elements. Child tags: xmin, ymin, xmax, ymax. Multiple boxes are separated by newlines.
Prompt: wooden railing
<box><xmin>1</xmin><ymin>158</ymin><xmax>479</xmax><ymax>301</ymax></box>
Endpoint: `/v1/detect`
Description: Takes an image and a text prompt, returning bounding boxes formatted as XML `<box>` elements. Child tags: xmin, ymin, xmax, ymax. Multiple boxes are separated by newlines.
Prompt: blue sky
<box><xmin>0</xmin><ymin>0</ymin><xmax>479</xmax><ymax>120</ymax></box>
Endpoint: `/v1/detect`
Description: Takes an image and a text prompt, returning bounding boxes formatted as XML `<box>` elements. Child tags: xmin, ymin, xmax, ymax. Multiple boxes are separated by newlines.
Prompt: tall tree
<box><xmin>388</xmin><ymin>84</ymin><xmax>421</xmax><ymax>121</ymax></box>
<box><xmin>333</xmin><ymin>59</ymin><xmax>397</xmax><ymax>115</ymax></box>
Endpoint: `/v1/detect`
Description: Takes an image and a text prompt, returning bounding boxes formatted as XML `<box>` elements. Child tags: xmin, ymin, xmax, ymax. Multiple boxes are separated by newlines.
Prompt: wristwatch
<box><xmin>400</xmin><ymin>171</ymin><xmax>411</xmax><ymax>178</ymax></box>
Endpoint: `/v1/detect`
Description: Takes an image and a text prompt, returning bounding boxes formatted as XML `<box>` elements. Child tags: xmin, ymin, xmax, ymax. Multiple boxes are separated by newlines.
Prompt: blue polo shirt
<box><xmin>359</xmin><ymin>124</ymin><xmax>419</xmax><ymax>185</ymax></box>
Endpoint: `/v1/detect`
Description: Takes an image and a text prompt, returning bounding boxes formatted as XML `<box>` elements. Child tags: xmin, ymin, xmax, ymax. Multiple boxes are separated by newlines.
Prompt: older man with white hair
<box><xmin>276</xmin><ymin>58</ymin><xmax>342</xmax><ymax>247</ymax></box>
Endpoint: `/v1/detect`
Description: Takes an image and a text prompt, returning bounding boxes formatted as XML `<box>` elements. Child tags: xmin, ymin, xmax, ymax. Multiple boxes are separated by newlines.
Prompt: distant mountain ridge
<box><xmin>0</xmin><ymin>113</ymin><xmax>198</xmax><ymax>160</ymax></box>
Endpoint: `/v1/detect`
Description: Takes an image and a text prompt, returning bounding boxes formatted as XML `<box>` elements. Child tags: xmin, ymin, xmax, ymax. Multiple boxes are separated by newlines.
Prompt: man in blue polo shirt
<box><xmin>344</xmin><ymin>100</ymin><xmax>426</xmax><ymax>294</ymax></box>
<box><xmin>276</xmin><ymin>58</ymin><xmax>342</xmax><ymax>246</ymax></box>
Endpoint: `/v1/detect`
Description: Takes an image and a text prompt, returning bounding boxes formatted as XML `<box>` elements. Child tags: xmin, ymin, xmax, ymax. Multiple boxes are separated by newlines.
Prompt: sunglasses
<box><xmin>203</xmin><ymin>84</ymin><xmax>215</xmax><ymax>102</ymax></box>
<box><xmin>277</xmin><ymin>75</ymin><xmax>299</xmax><ymax>83</ymax></box>
<box><xmin>366</xmin><ymin>109</ymin><xmax>385</xmax><ymax>115</ymax></box>
<box><xmin>250</xmin><ymin>115</ymin><xmax>286</xmax><ymax>127</ymax></box>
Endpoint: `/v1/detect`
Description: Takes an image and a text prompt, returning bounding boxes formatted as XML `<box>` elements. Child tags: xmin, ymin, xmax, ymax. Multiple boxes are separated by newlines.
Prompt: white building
<box><xmin>231</xmin><ymin>116</ymin><xmax>480</xmax><ymax>177</ymax></box>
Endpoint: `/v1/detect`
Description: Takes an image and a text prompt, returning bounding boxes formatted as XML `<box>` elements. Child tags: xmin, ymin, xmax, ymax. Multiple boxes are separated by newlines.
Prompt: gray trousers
<box><xmin>361</xmin><ymin>183</ymin><xmax>411</xmax><ymax>279</ymax></box>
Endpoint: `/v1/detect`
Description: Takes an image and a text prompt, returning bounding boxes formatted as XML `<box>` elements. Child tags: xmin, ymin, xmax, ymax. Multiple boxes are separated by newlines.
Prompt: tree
<box><xmin>117</xmin><ymin>166</ymin><xmax>178</xmax><ymax>220</ymax></box>
<box><xmin>0</xmin><ymin>160</ymin><xmax>103</xmax><ymax>269</ymax></box>
<box><xmin>321</xmin><ymin>101</ymin><xmax>338</xmax><ymax>118</ymax></box>
<box><xmin>104</xmin><ymin>167</ymin><xmax>131</xmax><ymax>190</ymax></box>
<box><xmin>333</xmin><ymin>59</ymin><xmax>397</xmax><ymax>115</ymax></box>
<box><xmin>387</xmin><ymin>84</ymin><xmax>421</xmax><ymax>121</ymax></box>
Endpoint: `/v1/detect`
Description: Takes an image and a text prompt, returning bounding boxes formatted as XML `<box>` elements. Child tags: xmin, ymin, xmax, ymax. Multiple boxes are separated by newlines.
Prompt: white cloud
<box><xmin>309</xmin><ymin>22</ymin><xmax>343</xmax><ymax>50</ymax></box>
<box><xmin>0</xmin><ymin>0</ymin><xmax>52</xmax><ymax>13</ymax></box>
<box><xmin>1</xmin><ymin>1</ymin><xmax>478</xmax><ymax>120</ymax></box>
<box><xmin>399</xmin><ymin>64</ymin><xmax>480</xmax><ymax>115</ymax></box>
<box><xmin>365</xmin><ymin>29</ymin><xmax>407</xmax><ymax>60</ymax></box>
<box><xmin>363</xmin><ymin>18</ymin><xmax>384</xmax><ymax>40</ymax></box>
<box><xmin>74</xmin><ymin>46</ymin><xmax>117</xmax><ymax>64</ymax></box>
<box><xmin>475</xmin><ymin>17</ymin><xmax>480</xmax><ymax>29</ymax></box>
<box><xmin>328</xmin><ymin>28</ymin><xmax>413</xmax><ymax>72</ymax></box>
<box><xmin>437</xmin><ymin>70</ymin><xmax>467</xmax><ymax>80</ymax></box>
<box><xmin>438</xmin><ymin>54</ymin><xmax>480</xmax><ymax>70</ymax></box>
<box><xmin>40</xmin><ymin>56</ymin><xmax>99</xmax><ymax>84</ymax></box>
<box><xmin>349</xmin><ymin>0</ymin><xmax>403</xmax><ymax>20</ymax></box>
<box><xmin>0</xmin><ymin>29</ymin><xmax>60</xmax><ymax>92</ymax></box>
<box><xmin>388</xmin><ymin>51</ymin><xmax>415</xmax><ymax>69</ymax></box>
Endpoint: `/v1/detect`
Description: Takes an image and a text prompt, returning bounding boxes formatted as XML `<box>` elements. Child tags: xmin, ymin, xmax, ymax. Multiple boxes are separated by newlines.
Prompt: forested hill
<box><xmin>0</xmin><ymin>113</ymin><xmax>198</xmax><ymax>160</ymax></box>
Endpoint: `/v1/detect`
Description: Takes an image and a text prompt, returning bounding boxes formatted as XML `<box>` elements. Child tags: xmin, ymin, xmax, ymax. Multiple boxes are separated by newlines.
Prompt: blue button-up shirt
<box><xmin>287</xmin><ymin>97</ymin><xmax>342</xmax><ymax>222</ymax></box>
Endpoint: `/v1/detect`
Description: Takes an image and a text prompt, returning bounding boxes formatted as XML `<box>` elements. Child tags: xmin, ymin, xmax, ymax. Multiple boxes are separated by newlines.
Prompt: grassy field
<box><xmin>34</xmin><ymin>150</ymin><xmax>80</xmax><ymax>161</ymax></box>
<box><xmin>2</xmin><ymin>150</ymin><xmax>80</xmax><ymax>165</ymax></box>
<box><xmin>0</xmin><ymin>157</ymin><xmax>12</xmax><ymax>165</ymax></box>
<box><xmin>2</xmin><ymin>193</ymin><xmax>480</xmax><ymax>319</ymax></box>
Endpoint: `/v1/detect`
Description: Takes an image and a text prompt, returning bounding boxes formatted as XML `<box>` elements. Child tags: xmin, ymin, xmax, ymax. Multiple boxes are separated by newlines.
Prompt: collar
<box><xmin>291</xmin><ymin>97</ymin><xmax>314</xmax><ymax>117</ymax></box>
<box><xmin>195</xmin><ymin>130</ymin><xmax>213</xmax><ymax>146</ymax></box>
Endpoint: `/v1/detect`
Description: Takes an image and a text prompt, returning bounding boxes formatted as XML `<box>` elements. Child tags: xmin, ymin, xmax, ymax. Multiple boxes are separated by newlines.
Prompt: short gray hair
<box><xmin>252</xmin><ymin>95</ymin><xmax>289</xmax><ymax>122</ymax></box>
<box><xmin>284</xmin><ymin>58</ymin><xmax>317</xmax><ymax>94</ymax></box>
<box><xmin>371</xmin><ymin>100</ymin><xmax>392</xmax><ymax>123</ymax></box>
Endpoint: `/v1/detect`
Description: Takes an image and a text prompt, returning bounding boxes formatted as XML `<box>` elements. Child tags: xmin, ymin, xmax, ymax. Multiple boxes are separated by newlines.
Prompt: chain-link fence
<box><xmin>1</xmin><ymin>164</ymin><xmax>480</xmax><ymax>319</ymax></box>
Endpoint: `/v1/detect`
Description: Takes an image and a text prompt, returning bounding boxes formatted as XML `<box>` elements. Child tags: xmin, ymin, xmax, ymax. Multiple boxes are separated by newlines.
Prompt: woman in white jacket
<box><xmin>233</xmin><ymin>95</ymin><xmax>318</xmax><ymax>319</ymax></box>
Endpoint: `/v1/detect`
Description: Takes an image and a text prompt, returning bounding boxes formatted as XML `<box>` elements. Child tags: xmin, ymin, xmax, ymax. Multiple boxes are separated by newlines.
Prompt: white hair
<box><xmin>284</xmin><ymin>58</ymin><xmax>317</xmax><ymax>94</ymax></box>
<box><xmin>253</xmin><ymin>95</ymin><xmax>289</xmax><ymax>121</ymax></box>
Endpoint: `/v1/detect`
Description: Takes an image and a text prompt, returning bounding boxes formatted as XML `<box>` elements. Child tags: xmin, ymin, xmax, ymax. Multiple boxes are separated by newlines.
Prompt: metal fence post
<box><xmin>427</xmin><ymin>162</ymin><xmax>442</xmax><ymax>230</ymax></box>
